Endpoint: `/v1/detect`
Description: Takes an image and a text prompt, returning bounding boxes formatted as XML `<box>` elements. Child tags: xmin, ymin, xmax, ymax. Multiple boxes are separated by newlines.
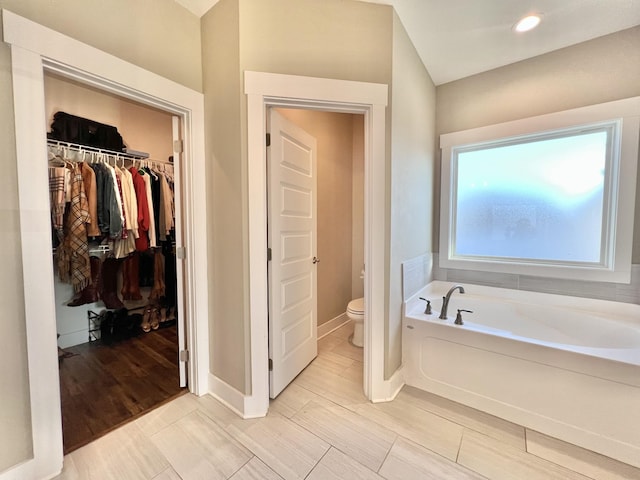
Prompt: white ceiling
<box><xmin>174</xmin><ymin>0</ymin><xmax>640</xmax><ymax>85</ymax></box>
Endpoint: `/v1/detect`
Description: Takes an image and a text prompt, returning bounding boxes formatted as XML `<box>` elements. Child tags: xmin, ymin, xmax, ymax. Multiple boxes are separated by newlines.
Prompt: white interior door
<box><xmin>172</xmin><ymin>115</ymin><xmax>187</xmax><ymax>387</ymax></box>
<box><xmin>268</xmin><ymin>109</ymin><xmax>318</xmax><ymax>398</ymax></box>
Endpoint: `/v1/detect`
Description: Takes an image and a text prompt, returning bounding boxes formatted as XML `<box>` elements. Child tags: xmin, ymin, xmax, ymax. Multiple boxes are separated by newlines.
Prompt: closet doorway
<box><xmin>45</xmin><ymin>73</ymin><xmax>186</xmax><ymax>453</ymax></box>
<box><xmin>4</xmin><ymin>10</ymin><xmax>209</xmax><ymax>476</ymax></box>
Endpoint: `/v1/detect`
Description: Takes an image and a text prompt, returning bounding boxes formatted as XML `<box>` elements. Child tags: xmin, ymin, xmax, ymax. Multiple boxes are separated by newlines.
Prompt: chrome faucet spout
<box><xmin>439</xmin><ymin>285</ymin><xmax>465</xmax><ymax>319</ymax></box>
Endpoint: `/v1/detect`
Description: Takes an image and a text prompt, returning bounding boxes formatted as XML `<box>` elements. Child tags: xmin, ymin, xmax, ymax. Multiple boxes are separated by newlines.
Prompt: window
<box><xmin>440</xmin><ymin>98</ymin><xmax>640</xmax><ymax>283</ymax></box>
<box><xmin>454</xmin><ymin>123</ymin><xmax>613</xmax><ymax>264</ymax></box>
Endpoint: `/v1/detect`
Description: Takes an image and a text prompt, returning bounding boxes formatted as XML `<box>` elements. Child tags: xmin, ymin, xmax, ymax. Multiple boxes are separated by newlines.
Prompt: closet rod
<box><xmin>46</xmin><ymin>139</ymin><xmax>174</xmax><ymax>166</ymax></box>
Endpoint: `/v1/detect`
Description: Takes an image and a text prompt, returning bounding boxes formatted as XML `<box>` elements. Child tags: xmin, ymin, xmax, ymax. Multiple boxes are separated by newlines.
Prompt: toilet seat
<box><xmin>347</xmin><ymin>297</ymin><xmax>364</xmax><ymax>316</ymax></box>
<box><xmin>346</xmin><ymin>297</ymin><xmax>365</xmax><ymax>347</ymax></box>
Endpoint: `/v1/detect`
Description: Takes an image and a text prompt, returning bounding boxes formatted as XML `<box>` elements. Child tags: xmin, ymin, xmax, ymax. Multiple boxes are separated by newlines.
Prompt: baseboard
<box><xmin>208</xmin><ymin>373</ymin><xmax>247</xmax><ymax>418</ymax></box>
<box><xmin>0</xmin><ymin>454</ymin><xmax>63</xmax><ymax>480</ymax></box>
<box><xmin>208</xmin><ymin>373</ymin><xmax>268</xmax><ymax>419</ymax></box>
<box><xmin>371</xmin><ymin>365</ymin><xmax>405</xmax><ymax>403</ymax></box>
<box><xmin>318</xmin><ymin>313</ymin><xmax>350</xmax><ymax>339</ymax></box>
<box><xmin>387</xmin><ymin>366</ymin><xmax>405</xmax><ymax>400</ymax></box>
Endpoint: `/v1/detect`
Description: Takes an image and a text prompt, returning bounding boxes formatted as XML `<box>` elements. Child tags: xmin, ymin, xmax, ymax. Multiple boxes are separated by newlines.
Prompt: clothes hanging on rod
<box><xmin>129</xmin><ymin>167</ymin><xmax>151</xmax><ymax>252</ymax></box>
<box><xmin>47</xmin><ymin>139</ymin><xmax>177</xmax><ymax>310</ymax></box>
<box><xmin>79</xmin><ymin>162</ymin><xmax>101</xmax><ymax>237</ymax></box>
<box><xmin>141</xmin><ymin>168</ymin><xmax>157</xmax><ymax>249</ymax></box>
<box><xmin>47</xmin><ymin>140</ymin><xmax>175</xmax><ymax>249</ymax></box>
<box><xmin>49</xmin><ymin>166</ymin><xmax>67</xmax><ymax>241</ymax></box>
<box><xmin>56</xmin><ymin>163</ymin><xmax>91</xmax><ymax>293</ymax></box>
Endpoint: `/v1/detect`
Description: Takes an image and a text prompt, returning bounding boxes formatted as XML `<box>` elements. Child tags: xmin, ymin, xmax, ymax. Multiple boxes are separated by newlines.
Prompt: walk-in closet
<box><xmin>46</xmin><ymin>73</ymin><xmax>186</xmax><ymax>453</ymax></box>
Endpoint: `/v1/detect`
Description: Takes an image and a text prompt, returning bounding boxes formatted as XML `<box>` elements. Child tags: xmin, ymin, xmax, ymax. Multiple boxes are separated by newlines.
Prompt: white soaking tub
<box><xmin>402</xmin><ymin>281</ymin><xmax>640</xmax><ymax>468</ymax></box>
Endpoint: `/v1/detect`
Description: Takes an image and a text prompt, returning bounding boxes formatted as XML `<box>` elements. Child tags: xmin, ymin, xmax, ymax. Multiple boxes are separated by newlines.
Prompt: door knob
<box><xmin>312</xmin><ymin>257</ymin><xmax>320</xmax><ymax>264</ymax></box>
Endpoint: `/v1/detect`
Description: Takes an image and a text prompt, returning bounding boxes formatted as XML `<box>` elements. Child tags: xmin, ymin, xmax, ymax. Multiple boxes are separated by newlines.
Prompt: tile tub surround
<box><xmin>401</xmin><ymin>253</ymin><xmax>433</xmax><ymax>301</ymax></box>
<box><xmin>433</xmin><ymin>254</ymin><xmax>640</xmax><ymax>305</ymax></box>
<box><xmin>403</xmin><ymin>281</ymin><xmax>640</xmax><ymax>469</ymax></box>
<box><xmin>51</xmin><ymin>322</ymin><xmax>639</xmax><ymax>480</ymax></box>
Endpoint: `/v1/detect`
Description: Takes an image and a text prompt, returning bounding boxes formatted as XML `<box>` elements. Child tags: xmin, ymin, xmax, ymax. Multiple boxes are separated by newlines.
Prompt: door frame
<box><xmin>244</xmin><ymin>71</ymin><xmax>389</xmax><ymax>416</ymax></box>
<box><xmin>2</xmin><ymin>10</ymin><xmax>209</xmax><ymax>479</ymax></box>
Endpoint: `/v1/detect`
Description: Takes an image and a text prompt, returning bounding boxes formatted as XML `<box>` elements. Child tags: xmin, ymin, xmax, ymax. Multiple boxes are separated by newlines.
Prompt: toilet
<box><xmin>347</xmin><ymin>297</ymin><xmax>365</xmax><ymax>347</ymax></box>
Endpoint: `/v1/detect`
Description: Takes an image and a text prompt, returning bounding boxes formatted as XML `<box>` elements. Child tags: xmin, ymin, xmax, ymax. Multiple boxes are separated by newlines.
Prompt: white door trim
<box><xmin>2</xmin><ymin>10</ymin><xmax>209</xmax><ymax>479</ymax></box>
<box><xmin>244</xmin><ymin>71</ymin><xmax>388</xmax><ymax>417</ymax></box>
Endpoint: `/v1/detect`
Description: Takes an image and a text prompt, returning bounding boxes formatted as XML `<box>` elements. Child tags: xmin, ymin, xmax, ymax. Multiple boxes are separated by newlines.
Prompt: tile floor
<box><xmin>53</xmin><ymin>322</ymin><xmax>640</xmax><ymax>480</ymax></box>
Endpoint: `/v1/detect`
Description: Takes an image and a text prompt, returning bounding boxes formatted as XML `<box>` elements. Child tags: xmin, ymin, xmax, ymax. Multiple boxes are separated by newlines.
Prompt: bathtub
<box><xmin>402</xmin><ymin>281</ymin><xmax>640</xmax><ymax>468</ymax></box>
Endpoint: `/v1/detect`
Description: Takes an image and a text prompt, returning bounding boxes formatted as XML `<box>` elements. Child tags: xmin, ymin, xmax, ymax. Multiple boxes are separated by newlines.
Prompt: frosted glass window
<box><xmin>452</xmin><ymin>125</ymin><xmax>613</xmax><ymax>266</ymax></box>
<box><xmin>441</xmin><ymin>99</ymin><xmax>640</xmax><ymax>283</ymax></box>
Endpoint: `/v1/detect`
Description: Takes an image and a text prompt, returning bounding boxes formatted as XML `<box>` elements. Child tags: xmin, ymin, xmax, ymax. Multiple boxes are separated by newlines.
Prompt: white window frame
<box><xmin>440</xmin><ymin>97</ymin><xmax>640</xmax><ymax>284</ymax></box>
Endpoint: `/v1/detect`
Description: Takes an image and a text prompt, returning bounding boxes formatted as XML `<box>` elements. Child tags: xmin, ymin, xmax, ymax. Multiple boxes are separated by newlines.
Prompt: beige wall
<box><xmin>201</xmin><ymin>0</ymin><xmax>247</xmax><ymax>391</ymax></box>
<box><xmin>238</xmin><ymin>0</ymin><xmax>393</xmax><ymax>85</ymax></box>
<box><xmin>44</xmin><ymin>74</ymin><xmax>173</xmax><ymax>161</ymax></box>
<box><xmin>434</xmin><ymin>26</ymin><xmax>640</xmax><ymax>261</ymax></box>
<box><xmin>203</xmin><ymin>0</ymin><xmax>394</xmax><ymax>393</ymax></box>
<box><xmin>0</xmin><ymin>0</ymin><xmax>202</xmax><ymax>92</ymax></box>
<box><xmin>277</xmin><ymin>108</ymin><xmax>363</xmax><ymax>327</ymax></box>
<box><xmin>387</xmin><ymin>12</ymin><xmax>436</xmax><ymax>377</ymax></box>
<box><xmin>0</xmin><ymin>0</ymin><xmax>201</xmax><ymax>472</ymax></box>
<box><xmin>352</xmin><ymin>116</ymin><xmax>365</xmax><ymax>300</ymax></box>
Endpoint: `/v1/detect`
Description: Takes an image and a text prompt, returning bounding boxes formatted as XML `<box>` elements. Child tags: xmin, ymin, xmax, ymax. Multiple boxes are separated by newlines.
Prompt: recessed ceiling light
<box><xmin>513</xmin><ymin>14</ymin><xmax>542</xmax><ymax>33</ymax></box>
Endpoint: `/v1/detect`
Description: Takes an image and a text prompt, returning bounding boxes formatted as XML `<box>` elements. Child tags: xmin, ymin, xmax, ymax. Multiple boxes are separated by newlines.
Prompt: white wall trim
<box><xmin>244</xmin><ymin>71</ymin><xmax>389</xmax><ymax>416</ymax></box>
<box><xmin>371</xmin><ymin>366</ymin><xmax>405</xmax><ymax>403</ymax></box>
<box><xmin>207</xmin><ymin>374</ymin><xmax>248</xmax><ymax>418</ymax></box>
<box><xmin>208</xmin><ymin>373</ymin><xmax>272</xmax><ymax>420</ymax></box>
<box><xmin>2</xmin><ymin>10</ymin><xmax>209</xmax><ymax>479</ymax></box>
<box><xmin>2</xmin><ymin>43</ymin><xmax>62</xmax><ymax>480</ymax></box>
<box><xmin>244</xmin><ymin>72</ymin><xmax>388</xmax><ymax>106</ymax></box>
<box><xmin>318</xmin><ymin>313</ymin><xmax>350</xmax><ymax>339</ymax></box>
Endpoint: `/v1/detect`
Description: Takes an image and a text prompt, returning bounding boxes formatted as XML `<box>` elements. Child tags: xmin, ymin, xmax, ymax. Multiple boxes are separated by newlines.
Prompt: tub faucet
<box><xmin>439</xmin><ymin>285</ymin><xmax>465</xmax><ymax>319</ymax></box>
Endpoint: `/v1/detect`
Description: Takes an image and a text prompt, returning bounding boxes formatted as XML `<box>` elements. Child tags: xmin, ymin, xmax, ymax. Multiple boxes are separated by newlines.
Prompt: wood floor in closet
<box><xmin>58</xmin><ymin>325</ymin><xmax>185</xmax><ymax>454</ymax></box>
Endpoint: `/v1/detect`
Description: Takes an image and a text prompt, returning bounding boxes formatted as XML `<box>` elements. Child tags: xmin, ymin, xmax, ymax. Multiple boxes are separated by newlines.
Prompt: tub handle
<box><xmin>455</xmin><ymin>309</ymin><xmax>473</xmax><ymax>325</ymax></box>
<box><xmin>419</xmin><ymin>297</ymin><xmax>432</xmax><ymax>314</ymax></box>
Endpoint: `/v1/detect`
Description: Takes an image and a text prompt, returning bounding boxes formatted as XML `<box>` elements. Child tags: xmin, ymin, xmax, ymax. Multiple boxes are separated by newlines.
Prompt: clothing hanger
<box><xmin>58</xmin><ymin>147</ymin><xmax>75</xmax><ymax>169</ymax></box>
<box><xmin>146</xmin><ymin>161</ymin><xmax>159</xmax><ymax>179</ymax></box>
<box><xmin>62</xmin><ymin>146</ymin><xmax>70</xmax><ymax>166</ymax></box>
<box><xmin>48</xmin><ymin>146</ymin><xmax>68</xmax><ymax>167</ymax></box>
<box><xmin>48</xmin><ymin>153</ymin><xmax>66</xmax><ymax>167</ymax></box>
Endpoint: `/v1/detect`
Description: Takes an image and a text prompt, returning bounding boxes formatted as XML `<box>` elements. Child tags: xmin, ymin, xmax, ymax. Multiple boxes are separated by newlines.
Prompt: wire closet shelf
<box><xmin>47</xmin><ymin>139</ymin><xmax>173</xmax><ymax>169</ymax></box>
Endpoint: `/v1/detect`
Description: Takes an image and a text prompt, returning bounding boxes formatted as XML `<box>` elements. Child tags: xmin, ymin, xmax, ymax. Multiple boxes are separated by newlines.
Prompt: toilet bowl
<box><xmin>347</xmin><ymin>297</ymin><xmax>365</xmax><ymax>347</ymax></box>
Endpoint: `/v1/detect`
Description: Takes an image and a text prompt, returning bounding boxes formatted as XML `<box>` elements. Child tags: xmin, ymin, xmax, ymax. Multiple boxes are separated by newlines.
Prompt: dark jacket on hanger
<box><xmin>90</xmin><ymin>163</ymin><xmax>122</xmax><ymax>238</ymax></box>
<box><xmin>89</xmin><ymin>163</ymin><xmax>107</xmax><ymax>233</ymax></box>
